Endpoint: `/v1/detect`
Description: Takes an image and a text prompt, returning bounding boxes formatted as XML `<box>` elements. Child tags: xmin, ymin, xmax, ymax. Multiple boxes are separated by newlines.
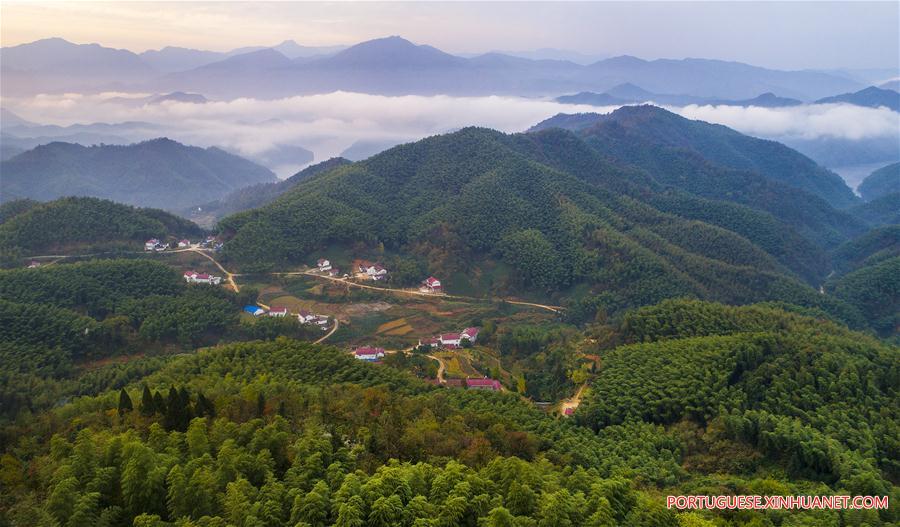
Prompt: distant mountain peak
<box><xmin>324</xmin><ymin>35</ymin><xmax>464</xmax><ymax>68</ymax></box>
<box><xmin>605</xmin><ymin>82</ymin><xmax>655</xmax><ymax>99</ymax></box>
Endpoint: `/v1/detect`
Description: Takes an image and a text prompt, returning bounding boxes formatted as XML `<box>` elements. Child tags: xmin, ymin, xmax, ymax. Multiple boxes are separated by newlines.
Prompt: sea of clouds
<box><xmin>3</xmin><ymin>91</ymin><xmax>897</xmax><ymax>176</ymax></box>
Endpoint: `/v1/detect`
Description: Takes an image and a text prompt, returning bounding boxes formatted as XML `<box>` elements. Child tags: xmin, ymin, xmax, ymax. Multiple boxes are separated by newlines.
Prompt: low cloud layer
<box><xmin>674</xmin><ymin>102</ymin><xmax>899</xmax><ymax>141</ymax></box>
<box><xmin>3</xmin><ymin>91</ymin><xmax>897</xmax><ymax>176</ymax></box>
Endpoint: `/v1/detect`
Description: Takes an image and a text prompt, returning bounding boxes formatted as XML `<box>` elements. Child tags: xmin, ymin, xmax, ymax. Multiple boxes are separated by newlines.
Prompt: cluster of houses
<box><xmin>316</xmin><ymin>259</ymin><xmax>345</xmax><ymax>277</ymax></box>
<box><xmin>147</xmin><ymin>236</ymin><xmax>221</xmax><ymax>252</ymax></box>
<box><xmin>199</xmin><ymin>236</ymin><xmax>220</xmax><ymax>250</ymax></box>
<box><xmin>241</xmin><ymin>305</ymin><xmax>291</xmax><ymax>317</ymax></box>
<box><xmin>144</xmin><ymin>239</ymin><xmax>169</xmax><ymax>251</ymax></box>
<box><xmin>242</xmin><ymin>305</ymin><xmax>331</xmax><ymax>330</ymax></box>
<box><xmin>357</xmin><ymin>261</ymin><xmax>388</xmax><ymax>281</ymax></box>
<box><xmin>183</xmin><ymin>270</ymin><xmax>223</xmax><ymax>285</ymax></box>
<box><xmin>298</xmin><ymin>309</ymin><xmax>331</xmax><ymax>330</ymax></box>
<box><xmin>418</xmin><ymin>327</ymin><xmax>480</xmax><ymax>349</ymax></box>
<box><xmin>419</xmin><ymin>276</ymin><xmax>443</xmax><ymax>294</ymax></box>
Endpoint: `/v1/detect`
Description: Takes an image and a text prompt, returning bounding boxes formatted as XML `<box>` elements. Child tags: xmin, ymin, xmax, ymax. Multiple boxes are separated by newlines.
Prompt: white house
<box><xmin>184</xmin><ymin>271</ymin><xmax>222</xmax><ymax>285</ymax></box>
<box><xmin>314</xmin><ymin>315</ymin><xmax>330</xmax><ymax>330</ymax></box>
<box><xmin>354</xmin><ymin>346</ymin><xmax>385</xmax><ymax>361</ymax></box>
<box><xmin>317</xmin><ymin>259</ymin><xmax>332</xmax><ymax>272</ymax></box>
<box><xmin>461</xmin><ymin>327</ymin><xmax>480</xmax><ymax>343</ymax></box>
<box><xmin>297</xmin><ymin>309</ymin><xmax>317</xmax><ymax>324</ymax></box>
<box><xmin>440</xmin><ymin>333</ymin><xmax>462</xmax><ymax>348</ymax></box>
<box><xmin>366</xmin><ymin>264</ymin><xmax>388</xmax><ymax>281</ymax></box>
<box><xmin>268</xmin><ymin>306</ymin><xmax>289</xmax><ymax>317</ymax></box>
<box><xmin>145</xmin><ymin>239</ymin><xmax>161</xmax><ymax>251</ymax></box>
<box><xmin>178</xmin><ymin>239</ymin><xmax>191</xmax><ymax>248</ymax></box>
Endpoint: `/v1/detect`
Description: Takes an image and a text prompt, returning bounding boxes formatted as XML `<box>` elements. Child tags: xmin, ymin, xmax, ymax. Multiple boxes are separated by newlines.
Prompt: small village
<box><xmin>32</xmin><ymin>243</ymin><xmax>549</xmax><ymax>398</ymax></box>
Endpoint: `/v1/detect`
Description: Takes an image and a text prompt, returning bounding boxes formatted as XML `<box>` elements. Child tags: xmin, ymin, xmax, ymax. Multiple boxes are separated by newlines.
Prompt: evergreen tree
<box><xmin>118</xmin><ymin>389</ymin><xmax>133</xmax><ymax>417</ymax></box>
<box><xmin>153</xmin><ymin>391</ymin><xmax>166</xmax><ymax>415</ymax></box>
<box><xmin>140</xmin><ymin>385</ymin><xmax>155</xmax><ymax>416</ymax></box>
<box><xmin>256</xmin><ymin>392</ymin><xmax>266</xmax><ymax>417</ymax></box>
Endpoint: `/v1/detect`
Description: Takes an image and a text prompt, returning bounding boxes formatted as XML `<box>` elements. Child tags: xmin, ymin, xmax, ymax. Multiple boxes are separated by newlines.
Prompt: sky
<box><xmin>1</xmin><ymin>1</ymin><xmax>898</xmax><ymax>70</ymax></box>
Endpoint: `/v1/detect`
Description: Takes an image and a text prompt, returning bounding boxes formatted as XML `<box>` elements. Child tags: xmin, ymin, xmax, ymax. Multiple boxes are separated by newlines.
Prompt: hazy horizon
<box><xmin>2</xmin><ymin>1</ymin><xmax>899</xmax><ymax>71</ymax></box>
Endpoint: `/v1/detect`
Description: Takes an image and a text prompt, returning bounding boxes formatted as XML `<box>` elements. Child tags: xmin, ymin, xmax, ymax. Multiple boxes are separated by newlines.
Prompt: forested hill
<box><xmin>531</xmin><ymin>106</ymin><xmax>860</xmax><ymax>210</ymax></box>
<box><xmin>0</xmin><ymin>197</ymin><xmax>203</xmax><ymax>261</ymax></box>
<box><xmin>578</xmin><ymin>299</ymin><xmax>899</xmax><ymax>498</ymax></box>
<box><xmin>1</xmin><ymin>300</ymin><xmax>897</xmax><ymax>526</ymax></box>
<box><xmin>191</xmin><ymin>157</ymin><xmax>352</xmax><ymax>222</ymax></box>
<box><xmin>0</xmin><ymin>138</ymin><xmax>277</xmax><ymax>211</ymax></box>
<box><xmin>858</xmin><ymin>161</ymin><xmax>900</xmax><ymax>202</ymax></box>
<box><xmin>218</xmin><ymin>126</ymin><xmax>864</xmax><ymax>327</ymax></box>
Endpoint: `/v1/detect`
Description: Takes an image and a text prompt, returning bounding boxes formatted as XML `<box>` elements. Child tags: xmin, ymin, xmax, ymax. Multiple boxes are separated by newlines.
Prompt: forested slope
<box><xmin>531</xmin><ymin>106</ymin><xmax>859</xmax><ymax>209</ymax></box>
<box><xmin>219</xmin><ymin>126</ymin><xmax>860</xmax><ymax>327</ymax></box>
<box><xmin>578</xmin><ymin>300</ymin><xmax>899</xmax><ymax>499</ymax></box>
<box><xmin>2</xmin><ymin>301</ymin><xmax>897</xmax><ymax>526</ymax></box>
<box><xmin>0</xmin><ymin>197</ymin><xmax>204</xmax><ymax>261</ymax></box>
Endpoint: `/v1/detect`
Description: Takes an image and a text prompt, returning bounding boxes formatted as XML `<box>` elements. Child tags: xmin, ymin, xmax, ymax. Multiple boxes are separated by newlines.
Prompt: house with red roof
<box><xmin>178</xmin><ymin>239</ymin><xmax>191</xmax><ymax>248</ymax></box>
<box><xmin>354</xmin><ymin>346</ymin><xmax>385</xmax><ymax>361</ymax></box>
<box><xmin>461</xmin><ymin>327</ymin><xmax>479</xmax><ymax>343</ymax></box>
<box><xmin>465</xmin><ymin>377</ymin><xmax>502</xmax><ymax>391</ymax></box>
<box><xmin>440</xmin><ymin>332</ymin><xmax>462</xmax><ymax>348</ymax></box>
<box><xmin>420</xmin><ymin>276</ymin><xmax>443</xmax><ymax>293</ymax></box>
<box><xmin>268</xmin><ymin>306</ymin><xmax>289</xmax><ymax>317</ymax></box>
<box><xmin>145</xmin><ymin>238</ymin><xmax>161</xmax><ymax>251</ymax></box>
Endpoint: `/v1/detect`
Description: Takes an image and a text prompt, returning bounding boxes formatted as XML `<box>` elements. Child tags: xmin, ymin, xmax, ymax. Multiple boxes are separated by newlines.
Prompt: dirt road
<box><xmin>296</xmin><ymin>270</ymin><xmax>564</xmax><ymax>313</ymax></box>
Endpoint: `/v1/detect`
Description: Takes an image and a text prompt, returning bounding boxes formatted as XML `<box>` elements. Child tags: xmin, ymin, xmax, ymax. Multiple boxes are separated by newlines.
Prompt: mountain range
<box><xmin>557</xmin><ymin>84</ymin><xmax>803</xmax><ymax>108</ymax></box>
<box><xmin>0</xmin><ymin>138</ymin><xmax>276</xmax><ymax>211</ymax></box>
<box><xmin>814</xmin><ymin>86</ymin><xmax>900</xmax><ymax>112</ymax></box>
<box><xmin>1</xmin><ymin>36</ymin><xmax>866</xmax><ymax>100</ymax></box>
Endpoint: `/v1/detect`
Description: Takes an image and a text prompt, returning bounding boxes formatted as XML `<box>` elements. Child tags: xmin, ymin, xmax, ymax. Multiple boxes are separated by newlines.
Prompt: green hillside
<box><xmin>858</xmin><ymin>162</ymin><xmax>900</xmax><ymax>202</ymax></box>
<box><xmin>529</xmin><ymin>109</ymin><xmax>865</xmax><ymax>248</ymax></box>
<box><xmin>219</xmin><ymin>127</ymin><xmax>860</xmax><ymax>326</ymax></box>
<box><xmin>826</xmin><ymin>256</ymin><xmax>900</xmax><ymax>337</ymax></box>
<box><xmin>0</xmin><ymin>197</ymin><xmax>204</xmax><ymax>261</ymax></box>
<box><xmin>2</xmin><ymin>301</ymin><xmax>897</xmax><ymax>527</ymax></box>
<box><xmin>578</xmin><ymin>299</ymin><xmax>899</xmax><ymax>496</ymax></box>
<box><xmin>193</xmin><ymin>157</ymin><xmax>352</xmax><ymax>221</ymax></box>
